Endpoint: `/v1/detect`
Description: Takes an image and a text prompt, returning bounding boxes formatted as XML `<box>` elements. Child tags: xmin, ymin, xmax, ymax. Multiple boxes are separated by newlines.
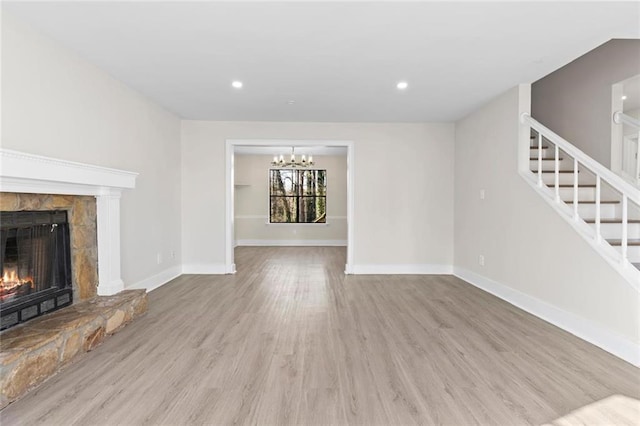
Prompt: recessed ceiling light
<box><xmin>622</xmin><ymin>95</ymin><xmax>627</xmax><ymax>100</ymax></box>
<box><xmin>231</xmin><ymin>81</ymin><xmax>243</xmax><ymax>89</ymax></box>
<box><xmin>287</xmin><ymin>100</ymin><xmax>296</xmax><ymax>105</ymax></box>
<box><xmin>397</xmin><ymin>81</ymin><xmax>409</xmax><ymax>90</ymax></box>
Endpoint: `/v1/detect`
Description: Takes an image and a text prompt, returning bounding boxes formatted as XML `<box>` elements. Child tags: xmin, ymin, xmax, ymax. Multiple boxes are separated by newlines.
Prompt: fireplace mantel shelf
<box><xmin>0</xmin><ymin>148</ymin><xmax>138</xmax><ymax>296</ymax></box>
<box><xmin>0</xmin><ymin>149</ymin><xmax>138</xmax><ymax>196</ymax></box>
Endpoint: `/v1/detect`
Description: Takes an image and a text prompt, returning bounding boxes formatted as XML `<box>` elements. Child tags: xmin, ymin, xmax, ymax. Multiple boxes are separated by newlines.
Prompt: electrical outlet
<box><xmin>480</xmin><ymin>189</ymin><xmax>486</xmax><ymax>200</ymax></box>
<box><xmin>157</xmin><ymin>252</ymin><xmax>163</xmax><ymax>265</ymax></box>
<box><xmin>170</xmin><ymin>250</ymin><xmax>176</xmax><ymax>260</ymax></box>
<box><xmin>478</xmin><ymin>255</ymin><xmax>485</xmax><ymax>266</ymax></box>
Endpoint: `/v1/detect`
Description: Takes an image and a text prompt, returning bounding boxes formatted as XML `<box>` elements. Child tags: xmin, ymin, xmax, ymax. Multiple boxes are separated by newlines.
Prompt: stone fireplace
<box><xmin>0</xmin><ymin>149</ymin><xmax>144</xmax><ymax>408</ymax></box>
<box><xmin>0</xmin><ymin>195</ymin><xmax>98</xmax><ymax>329</ymax></box>
<box><xmin>0</xmin><ymin>149</ymin><xmax>137</xmax><ymax>297</ymax></box>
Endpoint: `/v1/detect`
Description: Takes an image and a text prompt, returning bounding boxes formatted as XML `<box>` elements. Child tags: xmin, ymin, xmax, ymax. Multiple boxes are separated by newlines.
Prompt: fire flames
<box><xmin>0</xmin><ymin>267</ymin><xmax>34</xmax><ymax>302</ymax></box>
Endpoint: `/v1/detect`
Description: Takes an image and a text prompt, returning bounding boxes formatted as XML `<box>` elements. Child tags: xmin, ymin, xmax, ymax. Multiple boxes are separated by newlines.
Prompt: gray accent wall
<box><xmin>532</xmin><ymin>39</ymin><xmax>640</xmax><ymax>167</ymax></box>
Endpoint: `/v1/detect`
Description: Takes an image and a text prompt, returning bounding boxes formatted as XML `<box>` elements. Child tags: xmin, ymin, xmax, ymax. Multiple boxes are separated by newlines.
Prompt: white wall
<box><xmin>182</xmin><ymin>121</ymin><xmax>455</xmax><ymax>272</ymax></box>
<box><xmin>1</xmin><ymin>13</ymin><xmax>183</xmax><ymax>289</ymax></box>
<box><xmin>454</xmin><ymin>86</ymin><xmax>640</xmax><ymax>357</ymax></box>
<box><xmin>234</xmin><ymin>154</ymin><xmax>347</xmax><ymax>245</ymax></box>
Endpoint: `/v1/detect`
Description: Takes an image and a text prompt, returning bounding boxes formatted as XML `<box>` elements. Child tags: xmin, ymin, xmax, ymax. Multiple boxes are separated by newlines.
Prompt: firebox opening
<box><xmin>1</xmin><ymin>210</ymin><xmax>73</xmax><ymax>330</ymax></box>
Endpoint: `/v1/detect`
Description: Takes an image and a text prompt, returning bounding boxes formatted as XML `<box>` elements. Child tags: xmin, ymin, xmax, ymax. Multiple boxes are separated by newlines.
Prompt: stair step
<box><xmin>566</xmin><ymin>200</ymin><xmax>620</xmax><ymax>204</ymax></box>
<box><xmin>558</xmin><ymin>184</ymin><xmax>596</xmax><ymax>188</ymax></box>
<box><xmin>609</xmin><ymin>241</ymin><xmax>640</xmax><ymax>262</ymax></box>
<box><xmin>586</xmin><ymin>221</ymin><xmax>640</xmax><ymax>239</ymax></box>
<box><xmin>530</xmin><ymin>157</ymin><xmax>564</xmax><ymax>161</ymax></box>
<box><xmin>585</xmin><ymin>219</ymin><xmax>640</xmax><ymax>224</ymax></box>
<box><xmin>540</xmin><ymin>172</ymin><xmax>596</xmax><ymax>185</ymax></box>
<box><xmin>575</xmin><ymin>204</ymin><xmax>621</xmax><ymax>219</ymax></box>
<box><xmin>535</xmin><ymin>170</ymin><xmax>575</xmax><ymax>174</ymax></box>
<box><xmin>607</xmin><ymin>239</ymin><xmax>640</xmax><ymax>246</ymax></box>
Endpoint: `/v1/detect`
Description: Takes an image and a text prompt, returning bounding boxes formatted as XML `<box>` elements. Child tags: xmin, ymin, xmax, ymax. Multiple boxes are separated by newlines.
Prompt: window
<box><xmin>269</xmin><ymin>169</ymin><xmax>326</xmax><ymax>223</ymax></box>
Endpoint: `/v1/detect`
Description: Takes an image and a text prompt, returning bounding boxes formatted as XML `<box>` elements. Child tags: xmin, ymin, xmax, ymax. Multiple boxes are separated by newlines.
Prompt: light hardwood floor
<box><xmin>1</xmin><ymin>247</ymin><xmax>638</xmax><ymax>425</ymax></box>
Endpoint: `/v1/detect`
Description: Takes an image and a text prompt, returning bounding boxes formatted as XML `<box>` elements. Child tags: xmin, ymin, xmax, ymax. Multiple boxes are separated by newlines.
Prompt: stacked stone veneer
<box><xmin>0</xmin><ymin>192</ymin><xmax>99</xmax><ymax>300</ymax></box>
<box><xmin>0</xmin><ymin>290</ymin><xmax>147</xmax><ymax>408</ymax></box>
<box><xmin>0</xmin><ymin>193</ymin><xmax>148</xmax><ymax>409</ymax></box>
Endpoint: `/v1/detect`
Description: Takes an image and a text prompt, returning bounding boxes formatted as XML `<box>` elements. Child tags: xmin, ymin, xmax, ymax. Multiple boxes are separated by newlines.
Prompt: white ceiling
<box><xmin>3</xmin><ymin>1</ymin><xmax>639</xmax><ymax>122</ymax></box>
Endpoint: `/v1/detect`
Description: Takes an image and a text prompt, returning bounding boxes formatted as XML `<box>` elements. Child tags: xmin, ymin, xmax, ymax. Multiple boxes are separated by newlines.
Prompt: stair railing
<box><xmin>613</xmin><ymin>111</ymin><xmax>640</xmax><ymax>129</ymax></box>
<box><xmin>520</xmin><ymin>113</ymin><xmax>640</xmax><ymax>279</ymax></box>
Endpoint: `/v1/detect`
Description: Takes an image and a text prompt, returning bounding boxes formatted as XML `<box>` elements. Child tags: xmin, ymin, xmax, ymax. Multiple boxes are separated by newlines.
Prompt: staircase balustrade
<box><xmin>520</xmin><ymin>113</ymin><xmax>640</xmax><ymax>288</ymax></box>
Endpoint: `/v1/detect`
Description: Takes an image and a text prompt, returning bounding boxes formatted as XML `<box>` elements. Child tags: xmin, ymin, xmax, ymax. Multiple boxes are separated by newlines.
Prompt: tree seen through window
<box><xmin>270</xmin><ymin>169</ymin><xmax>326</xmax><ymax>223</ymax></box>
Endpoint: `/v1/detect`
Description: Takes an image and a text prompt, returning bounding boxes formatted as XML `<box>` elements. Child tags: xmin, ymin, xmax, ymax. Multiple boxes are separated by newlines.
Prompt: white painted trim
<box><xmin>454</xmin><ymin>266</ymin><xmax>640</xmax><ymax>367</ymax></box>
<box><xmin>0</xmin><ymin>149</ymin><xmax>138</xmax><ymax>296</ymax></box>
<box><xmin>611</xmin><ymin>82</ymin><xmax>625</xmax><ymax>176</ymax></box>
<box><xmin>235</xmin><ymin>215</ymin><xmax>347</xmax><ymax>220</ymax></box>
<box><xmin>0</xmin><ymin>148</ymin><xmax>137</xmax><ymax>191</ymax></box>
<box><xmin>225</xmin><ymin>140</ymin><xmax>235</xmax><ymax>275</ymax></box>
<box><xmin>236</xmin><ymin>239</ymin><xmax>347</xmax><ymax>247</ymax></box>
<box><xmin>226</xmin><ymin>139</ymin><xmax>355</xmax><ymax>275</ymax></box>
<box><xmin>351</xmin><ymin>264</ymin><xmax>453</xmax><ymax>274</ymax></box>
<box><xmin>96</xmin><ymin>193</ymin><xmax>124</xmax><ymax>296</ymax></box>
<box><xmin>126</xmin><ymin>265</ymin><xmax>182</xmax><ymax>293</ymax></box>
<box><xmin>235</xmin><ymin>215</ymin><xmax>347</xmax><ymax>227</ymax></box>
<box><xmin>182</xmin><ymin>263</ymin><xmax>228</xmax><ymax>274</ymax></box>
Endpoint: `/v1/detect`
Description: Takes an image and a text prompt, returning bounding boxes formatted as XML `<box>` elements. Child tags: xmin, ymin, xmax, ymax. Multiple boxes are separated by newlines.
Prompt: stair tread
<box><xmin>530</xmin><ymin>146</ymin><xmax>550</xmax><ymax>149</ymax></box>
<box><xmin>534</xmin><ymin>170</ymin><xmax>576</xmax><ymax>173</ymax></box>
<box><xmin>530</xmin><ymin>157</ymin><xmax>564</xmax><ymax>161</ymax></box>
<box><xmin>607</xmin><ymin>239</ymin><xmax>640</xmax><ymax>246</ymax></box>
<box><xmin>558</xmin><ymin>184</ymin><xmax>596</xmax><ymax>188</ymax></box>
<box><xmin>585</xmin><ymin>219</ymin><xmax>640</xmax><ymax>224</ymax></box>
<box><xmin>565</xmin><ymin>200</ymin><xmax>620</xmax><ymax>204</ymax></box>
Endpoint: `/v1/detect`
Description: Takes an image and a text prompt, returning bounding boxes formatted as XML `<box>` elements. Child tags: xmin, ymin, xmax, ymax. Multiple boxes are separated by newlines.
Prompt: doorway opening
<box><xmin>225</xmin><ymin>139</ymin><xmax>354</xmax><ymax>274</ymax></box>
<box><xmin>611</xmin><ymin>74</ymin><xmax>640</xmax><ymax>186</ymax></box>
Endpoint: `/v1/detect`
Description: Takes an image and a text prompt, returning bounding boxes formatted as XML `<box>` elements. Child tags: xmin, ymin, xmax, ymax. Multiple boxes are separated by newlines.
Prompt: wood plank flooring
<box><xmin>1</xmin><ymin>246</ymin><xmax>638</xmax><ymax>425</ymax></box>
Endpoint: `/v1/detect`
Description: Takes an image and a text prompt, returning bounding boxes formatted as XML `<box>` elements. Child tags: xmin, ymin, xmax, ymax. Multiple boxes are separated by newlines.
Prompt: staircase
<box><xmin>521</xmin><ymin>114</ymin><xmax>640</xmax><ymax>288</ymax></box>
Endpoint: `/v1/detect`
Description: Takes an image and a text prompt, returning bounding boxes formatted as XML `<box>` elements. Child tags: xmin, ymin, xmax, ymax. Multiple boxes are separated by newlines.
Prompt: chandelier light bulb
<box><xmin>271</xmin><ymin>148</ymin><xmax>314</xmax><ymax>168</ymax></box>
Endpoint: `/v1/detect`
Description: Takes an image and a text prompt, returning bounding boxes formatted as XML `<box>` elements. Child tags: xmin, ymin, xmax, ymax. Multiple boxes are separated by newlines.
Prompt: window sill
<box><xmin>265</xmin><ymin>222</ymin><xmax>330</xmax><ymax>227</ymax></box>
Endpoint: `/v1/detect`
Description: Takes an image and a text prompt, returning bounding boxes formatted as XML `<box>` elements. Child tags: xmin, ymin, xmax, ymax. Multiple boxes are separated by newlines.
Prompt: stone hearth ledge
<box><xmin>0</xmin><ymin>290</ymin><xmax>147</xmax><ymax>409</ymax></box>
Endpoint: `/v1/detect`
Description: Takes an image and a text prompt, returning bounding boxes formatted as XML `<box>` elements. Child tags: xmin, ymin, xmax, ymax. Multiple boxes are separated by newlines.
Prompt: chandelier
<box><xmin>271</xmin><ymin>147</ymin><xmax>314</xmax><ymax>168</ymax></box>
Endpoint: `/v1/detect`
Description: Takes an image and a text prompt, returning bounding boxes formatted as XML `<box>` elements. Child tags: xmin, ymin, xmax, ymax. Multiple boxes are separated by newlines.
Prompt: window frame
<box><xmin>268</xmin><ymin>168</ymin><xmax>327</xmax><ymax>224</ymax></box>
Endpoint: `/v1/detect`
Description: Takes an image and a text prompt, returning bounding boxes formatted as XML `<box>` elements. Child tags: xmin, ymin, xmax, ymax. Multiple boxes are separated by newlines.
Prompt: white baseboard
<box><xmin>126</xmin><ymin>265</ymin><xmax>182</xmax><ymax>293</ymax></box>
<box><xmin>453</xmin><ymin>266</ymin><xmax>640</xmax><ymax>367</ymax></box>
<box><xmin>236</xmin><ymin>239</ymin><xmax>347</xmax><ymax>247</ymax></box>
<box><xmin>182</xmin><ymin>263</ymin><xmax>228</xmax><ymax>274</ymax></box>
<box><xmin>351</xmin><ymin>264</ymin><xmax>453</xmax><ymax>274</ymax></box>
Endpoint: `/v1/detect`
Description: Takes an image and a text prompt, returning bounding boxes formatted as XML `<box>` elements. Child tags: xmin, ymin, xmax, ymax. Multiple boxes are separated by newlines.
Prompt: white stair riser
<box><xmin>529</xmin><ymin>159</ymin><xmax>574</xmax><ymax>171</ymax></box>
<box><xmin>588</xmin><ymin>223</ymin><xmax>640</xmax><ymax>239</ymax></box>
<box><xmin>611</xmin><ymin>245</ymin><xmax>640</xmax><ymax>263</ymax></box>
<box><xmin>558</xmin><ymin>187</ymin><xmax>597</xmax><ymax>202</ymax></box>
<box><xmin>540</xmin><ymin>173</ymin><xmax>596</xmax><ymax>185</ymax></box>
<box><xmin>576</xmin><ymin>204</ymin><xmax>621</xmax><ymax>219</ymax></box>
<box><xmin>529</xmin><ymin>148</ymin><xmax>550</xmax><ymax>157</ymax></box>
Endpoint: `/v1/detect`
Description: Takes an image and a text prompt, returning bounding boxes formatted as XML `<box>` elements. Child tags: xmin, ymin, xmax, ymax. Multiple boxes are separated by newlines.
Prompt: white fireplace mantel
<box><xmin>0</xmin><ymin>149</ymin><xmax>138</xmax><ymax>296</ymax></box>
